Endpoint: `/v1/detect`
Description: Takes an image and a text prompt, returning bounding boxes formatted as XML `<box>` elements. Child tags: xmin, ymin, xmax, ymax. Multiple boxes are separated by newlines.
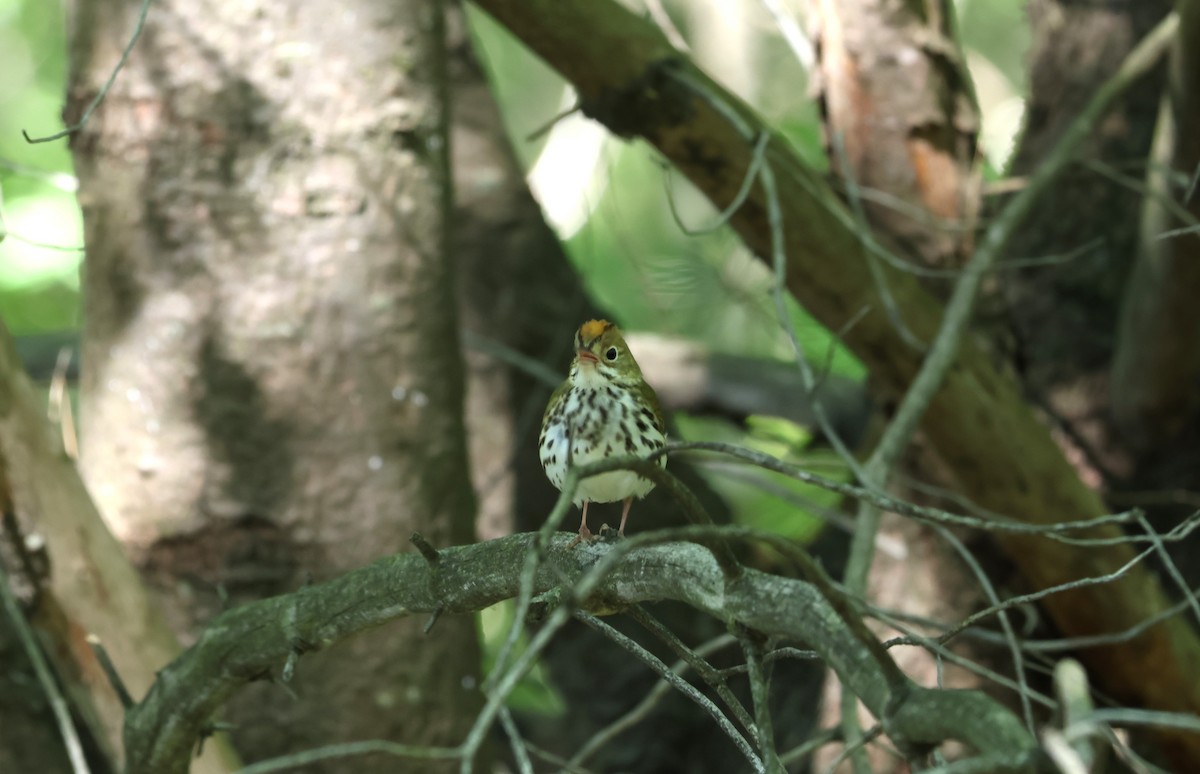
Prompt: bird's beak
<box><xmin>577</xmin><ymin>349</ymin><xmax>599</xmax><ymax>365</ymax></box>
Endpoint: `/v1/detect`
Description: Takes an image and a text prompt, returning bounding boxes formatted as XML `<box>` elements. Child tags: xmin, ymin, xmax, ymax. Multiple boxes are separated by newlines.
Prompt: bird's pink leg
<box><xmin>569</xmin><ymin>501</ymin><xmax>594</xmax><ymax>549</ymax></box>
<box><xmin>618</xmin><ymin>497</ymin><xmax>633</xmax><ymax>536</ymax></box>
<box><xmin>579</xmin><ymin>501</ymin><xmax>594</xmax><ymax>539</ymax></box>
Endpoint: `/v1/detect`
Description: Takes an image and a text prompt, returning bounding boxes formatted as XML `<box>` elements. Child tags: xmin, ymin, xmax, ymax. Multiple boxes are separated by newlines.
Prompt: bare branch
<box><xmin>577</xmin><ymin>612</ymin><xmax>763</xmax><ymax>772</ymax></box>
<box><xmin>0</xmin><ymin>562</ymin><xmax>92</xmax><ymax>774</ymax></box>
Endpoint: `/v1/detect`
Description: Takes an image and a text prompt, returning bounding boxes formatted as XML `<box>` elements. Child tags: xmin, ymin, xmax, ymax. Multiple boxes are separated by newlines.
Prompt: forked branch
<box><xmin>123</xmin><ymin>529</ymin><xmax>1033</xmax><ymax>772</ymax></box>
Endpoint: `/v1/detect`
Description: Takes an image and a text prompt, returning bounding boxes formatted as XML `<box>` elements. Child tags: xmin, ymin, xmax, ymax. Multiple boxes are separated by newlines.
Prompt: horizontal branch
<box><xmin>124</xmin><ymin>531</ymin><xmax>1034</xmax><ymax>772</ymax></box>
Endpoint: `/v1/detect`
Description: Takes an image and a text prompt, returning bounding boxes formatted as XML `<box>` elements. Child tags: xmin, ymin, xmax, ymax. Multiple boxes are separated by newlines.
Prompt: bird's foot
<box><xmin>568</xmin><ymin>523</ymin><xmax>595</xmax><ymax>549</ymax></box>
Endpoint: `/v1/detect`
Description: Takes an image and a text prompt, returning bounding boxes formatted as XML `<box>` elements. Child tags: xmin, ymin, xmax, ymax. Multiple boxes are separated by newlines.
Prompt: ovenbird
<box><xmin>539</xmin><ymin>319</ymin><xmax>667</xmax><ymax>542</ymax></box>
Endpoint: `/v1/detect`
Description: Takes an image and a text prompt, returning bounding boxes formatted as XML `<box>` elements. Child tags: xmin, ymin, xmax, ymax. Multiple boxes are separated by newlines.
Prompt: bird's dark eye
<box><xmin>605</xmin><ymin>347</ymin><xmax>619</xmax><ymax>361</ymax></box>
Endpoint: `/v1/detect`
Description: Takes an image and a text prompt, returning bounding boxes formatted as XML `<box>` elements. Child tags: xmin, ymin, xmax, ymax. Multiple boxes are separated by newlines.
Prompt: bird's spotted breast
<box><xmin>538</xmin><ymin>382</ymin><xmax>666</xmax><ymax>505</ymax></box>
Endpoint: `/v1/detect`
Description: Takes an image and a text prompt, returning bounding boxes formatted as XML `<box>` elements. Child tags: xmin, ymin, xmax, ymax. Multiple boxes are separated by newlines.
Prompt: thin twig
<box><xmin>643</xmin><ymin>0</ymin><xmax>689</xmax><ymax>50</ymax></box>
<box><xmin>902</xmin><ymin>474</ymin><xmax>1200</xmax><ymax>547</ymax></box>
<box><xmin>1082</xmin><ymin>157</ymin><xmax>1200</xmax><ymax>234</ymax></box>
<box><xmin>577</xmin><ymin>612</ymin><xmax>765</xmax><ymax>772</ymax></box>
<box><xmin>48</xmin><ymin>347</ymin><xmax>79</xmax><ymax>459</ymax></box>
<box><xmin>567</xmin><ymin>633</ymin><xmax>737</xmax><ymax>768</ymax></box>
<box><xmin>778</xmin><ymin>725</ymin><xmax>841</xmax><ymax>765</ymax></box>
<box><xmin>718</xmin><ymin>646</ymin><xmax>820</xmax><ymax>677</ymax></box>
<box><xmin>462</xmin><ymin>331</ymin><xmax>560</xmax><ymax>388</ymax></box>
<box><xmin>933</xmin><ymin>526</ymin><xmax>1034</xmax><ymax>733</ymax></box>
<box><xmin>819</xmin><ymin>723</ymin><xmax>886</xmax><ymax>774</ymax></box>
<box><xmin>874</xmin><ymin>609</ymin><xmax>1057</xmax><ymax>710</ymax></box>
<box><xmin>661</xmin><ymin>131</ymin><xmax>770</xmax><ymax>236</ymax></box>
<box><xmin>0</xmin><ymin>562</ymin><xmax>92</xmax><ymax>773</ymax></box>
<box><xmin>24</xmin><ymin>0</ymin><xmax>152</xmax><ymax>143</ymax></box>
<box><xmin>498</xmin><ymin>707</ymin><xmax>534</xmax><ymax>774</ymax></box>
<box><xmin>737</xmin><ymin>626</ymin><xmax>783</xmax><ymax>773</ymax></box>
<box><xmin>922</xmin><ymin>514</ymin><xmax>1200</xmax><ymax>646</ymax></box>
<box><xmin>233</xmin><ymin>740</ymin><xmax>460</xmax><ymax>773</ymax></box>
<box><xmin>1087</xmin><ymin>708</ymin><xmax>1200</xmax><ymax>733</ymax></box>
<box><xmin>86</xmin><ymin>634</ymin><xmax>133</xmax><ymax>709</ymax></box>
<box><xmin>1137</xmin><ymin>513</ymin><xmax>1200</xmax><ymax>628</ymax></box>
<box><xmin>829</xmin><ymin>130</ymin><xmax>925</xmax><ymax>351</ymax></box>
<box><xmin>525</xmin><ymin>741</ymin><xmax>598</xmax><ymax>774</ymax></box>
<box><xmin>757</xmin><ymin>0</ymin><xmax>813</xmax><ymax>68</ymax></box>
<box><xmin>628</xmin><ymin>606</ymin><xmax>756</xmax><ymax>733</ymax></box>
<box><xmin>525</xmin><ymin>102</ymin><xmax>582</xmax><ymax>142</ymax></box>
<box><xmin>759</xmin><ymin>136</ymin><xmax>871</xmax><ymax>481</ymax></box>
<box><xmin>410</xmin><ymin>532</ymin><xmax>441</xmax><ymax>564</ymax></box>
<box><xmin>667</xmin><ymin>440</ymin><xmax>1143</xmax><ymax>540</ymax></box>
<box><xmin>0</xmin><ymin>157</ymin><xmax>79</xmax><ymax>190</ymax></box>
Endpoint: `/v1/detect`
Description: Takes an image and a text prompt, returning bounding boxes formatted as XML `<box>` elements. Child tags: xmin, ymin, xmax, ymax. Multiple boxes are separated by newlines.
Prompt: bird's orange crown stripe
<box><xmin>579</xmin><ymin>319</ymin><xmax>613</xmax><ymax>341</ymax></box>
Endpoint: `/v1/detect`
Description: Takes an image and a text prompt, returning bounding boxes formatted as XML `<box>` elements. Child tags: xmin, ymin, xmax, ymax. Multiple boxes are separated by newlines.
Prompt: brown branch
<box><xmin>122</xmin><ymin>530</ymin><xmax>1034</xmax><ymax>773</ymax></box>
<box><xmin>468</xmin><ymin>1</ymin><xmax>1200</xmax><ymax>765</ymax></box>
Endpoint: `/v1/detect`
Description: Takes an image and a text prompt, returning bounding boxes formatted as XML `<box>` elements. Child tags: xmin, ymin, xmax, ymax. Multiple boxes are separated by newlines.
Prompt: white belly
<box><xmin>574</xmin><ymin>466</ymin><xmax>656</xmax><ymax>504</ymax></box>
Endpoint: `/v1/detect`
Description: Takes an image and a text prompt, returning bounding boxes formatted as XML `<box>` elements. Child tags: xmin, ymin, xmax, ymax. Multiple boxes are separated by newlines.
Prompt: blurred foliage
<box><xmin>0</xmin><ymin>0</ymin><xmax>80</xmax><ymax>335</ymax></box>
<box><xmin>479</xmin><ymin>601</ymin><xmax>566</xmax><ymax>716</ymax></box>
<box><xmin>466</xmin><ymin>0</ymin><xmax>1029</xmax><ymax>562</ymax></box>
<box><xmin>958</xmin><ymin>0</ymin><xmax>1030</xmax><ymax>170</ymax></box>
<box><xmin>675</xmin><ymin>413</ymin><xmax>845</xmax><ymax>542</ymax></box>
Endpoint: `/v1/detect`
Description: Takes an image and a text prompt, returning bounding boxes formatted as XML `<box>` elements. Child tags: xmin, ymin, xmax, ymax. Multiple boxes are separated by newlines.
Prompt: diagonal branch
<box><xmin>468</xmin><ymin>1</ymin><xmax>1200</xmax><ymax>764</ymax></box>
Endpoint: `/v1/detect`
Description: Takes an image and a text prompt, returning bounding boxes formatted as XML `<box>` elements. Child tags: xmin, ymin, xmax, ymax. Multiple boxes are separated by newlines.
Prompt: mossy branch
<box><xmin>123</xmin><ymin>529</ymin><xmax>1036</xmax><ymax>773</ymax></box>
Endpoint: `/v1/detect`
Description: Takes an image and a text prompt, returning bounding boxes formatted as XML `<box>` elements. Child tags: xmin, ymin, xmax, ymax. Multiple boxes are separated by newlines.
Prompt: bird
<box><xmin>539</xmin><ymin>319</ymin><xmax>667</xmax><ymax>543</ymax></box>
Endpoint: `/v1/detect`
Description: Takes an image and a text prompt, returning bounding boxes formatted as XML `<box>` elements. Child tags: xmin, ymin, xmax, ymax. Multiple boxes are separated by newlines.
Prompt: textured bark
<box><xmin>1001</xmin><ymin>0</ymin><xmax>1169</xmax><ymax>420</ymax></box>
<box><xmin>0</xmin><ymin>317</ymin><xmax>237</xmax><ymax>773</ymax></box>
<box><xmin>999</xmin><ymin>0</ymin><xmax>1200</xmax><ymax>596</ymax></box>
<box><xmin>470</xmin><ymin>0</ymin><xmax>1200</xmax><ymax>765</ymax></box>
<box><xmin>811</xmin><ymin>0</ymin><xmax>980</xmax><ymax>268</ymax></box>
<box><xmin>68</xmin><ymin>0</ymin><xmax>480</xmax><ymax>770</ymax></box>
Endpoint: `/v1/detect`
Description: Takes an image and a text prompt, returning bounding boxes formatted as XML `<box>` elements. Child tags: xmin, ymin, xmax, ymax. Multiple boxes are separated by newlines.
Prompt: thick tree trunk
<box><xmin>0</xmin><ymin>318</ymin><xmax>238</xmax><ymax>773</ymax></box>
<box><xmin>1001</xmin><ymin>0</ymin><xmax>1169</xmax><ymax>419</ymax></box>
<box><xmin>811</xmin><ymin>0</ymin><xmax>980</xmax><ymax>268</ymax></box>
<box><xmin>68</xmin><ymin>0</ymin><xmax>480</xmax><ymax>769</ymax></box>
<box><xmin>999</xmin><ymin>3</ymin><xmax>1200</xmax><ymax>588</ymax></box>
<box><xmin>1111</xmin><ymin>3</ymin><xmax>1200</xmax><ymax>461</ymax></box>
